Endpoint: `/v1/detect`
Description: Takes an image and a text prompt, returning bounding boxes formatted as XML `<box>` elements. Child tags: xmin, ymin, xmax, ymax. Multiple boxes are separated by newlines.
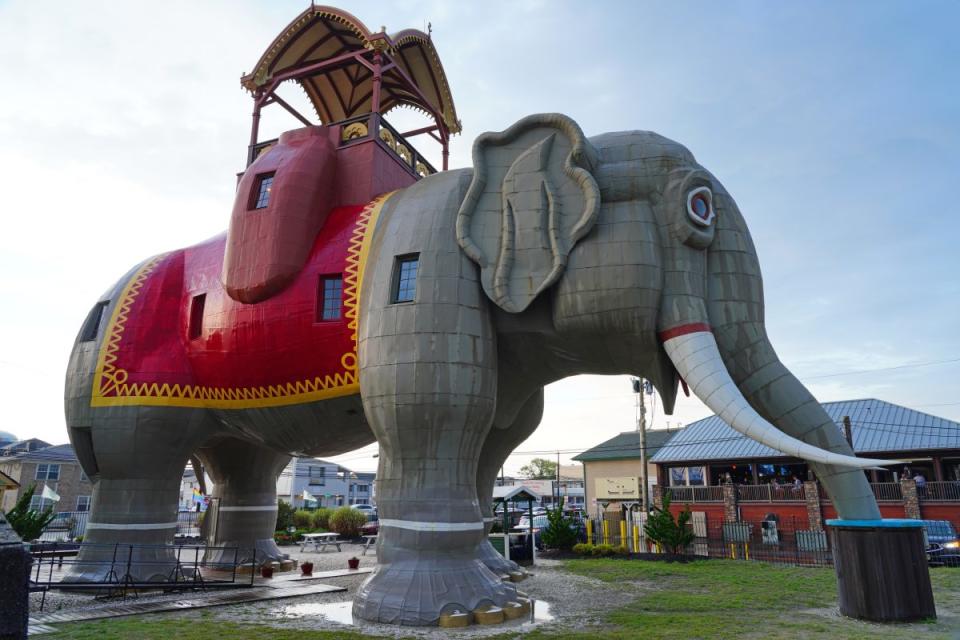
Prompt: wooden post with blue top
<box><xmin>826</xmin><ymin>519</ymin><xmax>935</xmax><ymax>622</ymax></box>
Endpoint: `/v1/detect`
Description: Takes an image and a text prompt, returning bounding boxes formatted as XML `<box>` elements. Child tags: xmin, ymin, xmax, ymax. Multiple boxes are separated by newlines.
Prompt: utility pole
<box><xmin>633</xmin><ymin>378</ymin><xmax>649</xmax><ymax>513</ymax></box>
<box><xmin>556</xmin><ymin>451</ymin><xmax>561</xmax><ymax>510</ymax></box>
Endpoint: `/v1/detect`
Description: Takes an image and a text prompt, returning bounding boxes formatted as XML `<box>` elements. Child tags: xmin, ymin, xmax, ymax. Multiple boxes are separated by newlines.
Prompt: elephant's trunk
<box><xmin>700</xmin><ymin>191</ymin><xmax>882</xmax><ymax>519</ymax></box>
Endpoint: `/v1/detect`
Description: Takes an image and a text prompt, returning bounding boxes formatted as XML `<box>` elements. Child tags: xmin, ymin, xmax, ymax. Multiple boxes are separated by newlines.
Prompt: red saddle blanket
<box><xmin>91</xmin><ymin>197</ymin><xmax>389</xmax><ymax>409</ymax></box>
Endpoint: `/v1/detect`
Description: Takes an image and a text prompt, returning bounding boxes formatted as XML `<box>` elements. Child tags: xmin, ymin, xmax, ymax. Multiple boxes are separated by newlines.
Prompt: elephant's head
<box><xmin>457</xmin><ymin>113</ymin><xmax>893</xmax><ymax>474</ymax></box>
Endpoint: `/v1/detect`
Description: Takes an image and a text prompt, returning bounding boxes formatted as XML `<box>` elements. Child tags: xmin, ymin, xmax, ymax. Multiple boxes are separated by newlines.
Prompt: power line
<box><xmin>803</xmin><ymin>357</ymin><xmax>960</xmax><ymax>380</ymax></box>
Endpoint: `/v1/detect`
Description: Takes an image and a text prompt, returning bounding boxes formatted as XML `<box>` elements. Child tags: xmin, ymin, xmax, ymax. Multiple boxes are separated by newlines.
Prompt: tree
<box><xmin>519</xmin><ymin>458</ymin><xmax>558</xmax><ymax>479</ymax></box>
<box><xmin>540</xmin><ymin>498</ymin><xmax>577</xmax><ymax>551</ymax></box>
<box><xmin>275</xmin><ymin>499</ymin><xmax>294</xmax><ymax>532</ymax></box>
<box><xmin>328</xmin><ymin>506</ymin><xmax>367</xmax><ymax>537</ymax></box>
<box><xmin>643</xmin><ymin>491</ymin><xmax>695</xmax><ymax>554</ymax></box>
<box><xmin>5</xmin><ymin>484</ymin><xmax>56</xmax><ymax>542</ymax></box>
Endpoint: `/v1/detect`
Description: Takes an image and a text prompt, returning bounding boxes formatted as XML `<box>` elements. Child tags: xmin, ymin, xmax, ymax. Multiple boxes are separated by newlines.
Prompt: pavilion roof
<box><xmin>241</xmin><ymin>6</ymin><xmax>460</xmax><ymax>133</ymax></box>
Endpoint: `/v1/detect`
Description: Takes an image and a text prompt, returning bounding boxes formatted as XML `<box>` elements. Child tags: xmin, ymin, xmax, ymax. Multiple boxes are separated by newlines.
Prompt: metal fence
<box><xmin>28</xmin><ymin>541</ymin><xmax>253</xmax><ymax>610</ymax></box>
<box><xmin>37</xmin><ymin>510</ymin><xmax>205</xmax><ymax>542</ymax></box>
<box><xmin>586</xmin><ymin>514</ymin><xmax>832</xmax><ymax>567</ymax></box>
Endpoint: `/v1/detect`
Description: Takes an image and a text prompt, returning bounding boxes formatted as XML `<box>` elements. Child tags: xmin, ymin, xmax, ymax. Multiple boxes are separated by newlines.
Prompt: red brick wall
<box><xmin>920</xmin><ymin>505</ymin><xmax>960</xmax><ymax>531</ymax></box>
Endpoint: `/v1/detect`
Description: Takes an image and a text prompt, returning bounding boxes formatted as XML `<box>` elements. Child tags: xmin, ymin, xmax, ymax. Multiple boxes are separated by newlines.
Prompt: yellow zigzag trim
<box><xmin>91</xmin><ymin>193</ymin><xmax>392</xmax><ymax>409</ymax></box>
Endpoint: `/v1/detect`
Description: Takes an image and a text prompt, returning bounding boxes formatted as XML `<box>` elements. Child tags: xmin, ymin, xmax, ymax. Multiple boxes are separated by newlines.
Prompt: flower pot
<box><xmin>347</xmin><ymin>557</ymin><xmax>360</xmax><ymax>570</ymax></box>
<box><xmin>260</xmin><ymin>565</ymin><xmax>274</xmax><ymax>578</ymax></box>
<box><xmin>301</xmin><ymin>561</ymin><xmax>313</xmax><ymax>576</ymax></box>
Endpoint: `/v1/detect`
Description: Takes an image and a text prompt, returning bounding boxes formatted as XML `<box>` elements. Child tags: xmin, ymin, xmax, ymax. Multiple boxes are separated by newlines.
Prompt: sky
<box><xmin>0</xmin><ymin>1</ymin><xmax>957</xmax><ymax>475</ymax></box>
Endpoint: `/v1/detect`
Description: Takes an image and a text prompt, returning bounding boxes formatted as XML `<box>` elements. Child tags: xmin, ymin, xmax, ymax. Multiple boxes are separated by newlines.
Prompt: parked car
<box><xmin>351</xmin><ymin>504</ymin><xmax>378</xmax><ymax>521</ymax></box>
<box><xmin>360</xmin><ymin>520</ymin><xmax>379</xmax><ymax>536</ymax></box>
<box><xmin>514</xmin><ymin>513</ymin><xmax>586</xmax><ymax>549</ymax></box>
<box><xmin>923</xmin><ymin>520</ymin><xmax>960</xmax><ymax>567</ymax></box>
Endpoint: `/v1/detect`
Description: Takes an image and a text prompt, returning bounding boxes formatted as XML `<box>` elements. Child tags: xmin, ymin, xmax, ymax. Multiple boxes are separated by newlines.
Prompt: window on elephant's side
<box><xmin>252</xmin><ymin>172</ymin><xmax>275</xmax><ymax>209</ymax></box>
<box><xmin>188</xmin><ymin>294</ymin><xmax>206</xmax><ymax>340</ymax></box>
<box><xmin>391</xmin><ymin>254</ymin><xmax>419</xmax><ymax>304</ymax></box>
<box><xmin>317</xmin><ymin>275</ymin><xmax>343</xmax><ymax>321</ymax></box>
<box><xmin>80</xmin><ymin>301</ymin><xmax>109</xmax><ymax>342</ymax></box>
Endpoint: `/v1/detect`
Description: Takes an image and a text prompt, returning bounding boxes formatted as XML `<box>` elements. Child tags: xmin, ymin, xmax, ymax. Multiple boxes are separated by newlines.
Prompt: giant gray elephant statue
<box><xmin>65</xmin><ymin>113</ymin><xmax>888</xmax><ymax>625</ymax></box>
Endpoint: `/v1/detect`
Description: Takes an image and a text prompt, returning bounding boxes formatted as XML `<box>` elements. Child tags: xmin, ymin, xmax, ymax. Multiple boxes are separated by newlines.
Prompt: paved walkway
<box><xmin>28</xmin><ymin>568</ymin><xmax>373</xmax><ymax>635</ymax></box>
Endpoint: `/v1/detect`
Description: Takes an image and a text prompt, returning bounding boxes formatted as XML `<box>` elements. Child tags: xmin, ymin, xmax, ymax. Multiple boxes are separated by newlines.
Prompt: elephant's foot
<box><xmin>352</xmin><ymin>554</ymin><xmax>525</xmax><ymax>626</ymax></box>
<box><xmin>204</xmin><ymin>537</ymin><xmax>288</xmax><ymax>568</ymax></box>
<box><xmin>477</xmin><ymin>539</ymin><xmax>528</xmax><ymax>581</ymax></box>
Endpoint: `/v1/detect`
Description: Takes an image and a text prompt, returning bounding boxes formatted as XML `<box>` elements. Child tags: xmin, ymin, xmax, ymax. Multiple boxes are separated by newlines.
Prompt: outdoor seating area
<box><xmin>299</xmin><ymin>532</ymin><xmax>342</xmax><ymax>553</ymax></box>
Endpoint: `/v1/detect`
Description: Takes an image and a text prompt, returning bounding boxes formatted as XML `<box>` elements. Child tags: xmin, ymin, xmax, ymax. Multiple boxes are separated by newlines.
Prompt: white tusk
<box><xmin>662</xmin><ymin>330</ymin><xmax>896</xmax><ymax>469</ymax></box>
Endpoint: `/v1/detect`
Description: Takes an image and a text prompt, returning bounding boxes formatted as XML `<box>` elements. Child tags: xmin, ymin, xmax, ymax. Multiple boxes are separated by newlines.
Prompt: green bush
<box><xmin>593</xmin><ymin>543</ymin><xmax>616</xmax><ymax>556</ymax></box>
<box><xmin>275</xmin><ymin>500</ymin><xmax>294</xmax><ymax>532</ymax></box>
<box><xmin>5</xmin><ymin>485</ymin><xmax>55</xmax><ymax>541</ymax></box>
<box><xmin>540</xmin><ymin>500</ymin><xmax>578</xmax><ymax>551</ymax></box>
<box><xmin>644</xmin><ymin>491</ymin><xmax>695</xmax><ymax>553</ymax></box>
<box><xmin>292</xmin><ymin>509</ymin><xmax>314</xmax><ymax>529</ymax></box>
<box><xmin>311</xmin><ymin>507</ymin><xmax>333</xmax><ymax>530</ymax></box>
<box><xmin>572</xmin><ymin>542</ymin><xmax>595</xmax><ymax>555</ymax></box>
<box><xmin>328</xmin><ymin>506</ymin><xmax>367</xmax><ymax>537</ymax></box>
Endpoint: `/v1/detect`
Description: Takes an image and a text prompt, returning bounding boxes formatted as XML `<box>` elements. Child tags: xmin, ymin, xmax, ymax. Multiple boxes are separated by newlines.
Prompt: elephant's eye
<box><xmin>687</xmin><ymin>187</ymin><xmax>715</xmax><ymax>226</ymax></box>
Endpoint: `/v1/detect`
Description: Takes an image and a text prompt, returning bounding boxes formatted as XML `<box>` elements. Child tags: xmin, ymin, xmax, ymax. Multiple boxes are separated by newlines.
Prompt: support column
<box><xmin>652</xmin><ymin>484</ymin><xmax>664</xmax><ymax>510</ymax></box>
<box><xmin>901</xmin><ymin>478</ymin><xmax>921</xmax><ymax>519</ymax></box>
<box><xmin>722</xmin><ymin>483</ymin><xmax>738</xmax><ymax>522</ymax></box>
<box><xmin>804</xmin><ymin>480</ymin><xmax>823</xmax><ymax>531</ymax></box>
<box><xmin>828</xmin><ymin>520</ymin><xmax>935</xmax><ymax>622</ymax></box>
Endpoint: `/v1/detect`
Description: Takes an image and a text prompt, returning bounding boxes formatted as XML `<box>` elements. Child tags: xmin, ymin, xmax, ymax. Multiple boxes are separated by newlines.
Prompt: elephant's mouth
<box><xmin>658</xmin><ymin>323</ymin><xmax>894</xmax><ymax>469</ymax></box>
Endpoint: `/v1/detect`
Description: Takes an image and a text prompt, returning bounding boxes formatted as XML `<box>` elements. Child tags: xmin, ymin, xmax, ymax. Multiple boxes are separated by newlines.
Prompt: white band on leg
<box><xmin>85</xmin><ymin>522</ymin><xmax>178</xmax><ymax>531</ymax></box>
<box><xmin>379</xmin><ymin>519</ymin><xmax>485</xmax><ymax>532</ymax></box>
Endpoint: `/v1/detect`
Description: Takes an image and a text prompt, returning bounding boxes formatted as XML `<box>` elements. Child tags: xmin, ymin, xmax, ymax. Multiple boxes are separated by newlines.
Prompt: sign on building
<box><xmin>595</xmin><ymin>476</ymin><xmax>640</xmax><ymax>499</ymax></box>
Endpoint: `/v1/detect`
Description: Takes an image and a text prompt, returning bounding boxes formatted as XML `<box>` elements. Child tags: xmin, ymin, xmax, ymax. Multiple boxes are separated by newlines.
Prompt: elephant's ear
<box><xmin>457</xmin><ymin>114</ymin><xmax>600</xmax><ymax>313</ymax></box>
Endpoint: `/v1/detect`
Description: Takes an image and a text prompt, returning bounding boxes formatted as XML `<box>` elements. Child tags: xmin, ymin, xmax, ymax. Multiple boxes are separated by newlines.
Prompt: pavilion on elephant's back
<box><xmin>87</xmin><ymin>6</ymin><xmax>463</xmax><ymax>410</ymax></box>
<box><xmin>241</xmin><ymin>4</ymin><xmax>459</xmax><ymax>171</ymax></box>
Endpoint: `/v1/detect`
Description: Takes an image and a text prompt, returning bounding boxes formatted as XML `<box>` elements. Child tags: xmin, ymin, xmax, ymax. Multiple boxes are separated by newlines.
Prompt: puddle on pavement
<box><xmin>278</xmin><ymin>599</ymin><xmax>554</xmax><ymax>628</ymax></box>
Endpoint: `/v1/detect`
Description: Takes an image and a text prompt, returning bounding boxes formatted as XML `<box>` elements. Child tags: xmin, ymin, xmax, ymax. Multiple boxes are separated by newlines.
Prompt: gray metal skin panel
<box><xmin>64</xmin><ymin>115</ymin><xmax>885</xmax><ymax>624</ymax></box>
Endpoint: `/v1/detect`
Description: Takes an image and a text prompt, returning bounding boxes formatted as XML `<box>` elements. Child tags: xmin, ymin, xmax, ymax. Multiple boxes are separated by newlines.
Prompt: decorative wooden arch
<box><xmin>241</xmin><ymin>5</ymin><xmax>460</xmax><ymax>170</ymax></box>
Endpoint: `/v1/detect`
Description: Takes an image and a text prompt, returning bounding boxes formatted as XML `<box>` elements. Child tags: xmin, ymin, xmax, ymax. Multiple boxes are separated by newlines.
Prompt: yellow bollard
<box><xmin>602</xmin><ymin>520</ymin><xmax>610</xmax><ymax>546</ymax></box>
<box><xmin>744</xmin><ymin>543</ymin><xmax>750</xmax><ymax>561</ymax></box>
<box><xmin>633</xmin><ymin>522</ymin><xmax>640</xmax><ymax>551</ymax></box>
<box><xmin>586</xmin><ymin>519</ymin><xmax>593</xmax><ymax>544</ymax></box>
<box><xmin>620</xmin><ymin>520</ymin><xmax>627</xmax><ymax>549</ymax></box>
<box><xmin>729</xmin><ymin>543</ymin><xmax>736</xmax><ymax>559</ymax></box>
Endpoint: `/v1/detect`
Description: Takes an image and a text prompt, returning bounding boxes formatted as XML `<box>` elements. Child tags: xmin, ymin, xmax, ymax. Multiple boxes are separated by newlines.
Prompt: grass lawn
<box><xmin>43</xmin><ymin>560</ymin><xmax>960</xmax><ymax>640</ymax></box>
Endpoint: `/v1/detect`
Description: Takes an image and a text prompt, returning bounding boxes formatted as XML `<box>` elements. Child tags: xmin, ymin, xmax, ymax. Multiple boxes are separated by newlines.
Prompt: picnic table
<box><xmin>300</xmin><ymin>532</ymin><xmax>342</xmax><ymax>553</ymax></box>
<box><xmin>361</xmin><ymin>535</ymin><xmax>377</xmax><ymax>555</ymax></box>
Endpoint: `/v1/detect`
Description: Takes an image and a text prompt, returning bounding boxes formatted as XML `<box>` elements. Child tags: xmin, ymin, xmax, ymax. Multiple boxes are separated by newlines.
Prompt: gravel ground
<box><xmin>32</xmin><ymin>545</ymin><xmax>643</xmax><ymax>636</ymax></box>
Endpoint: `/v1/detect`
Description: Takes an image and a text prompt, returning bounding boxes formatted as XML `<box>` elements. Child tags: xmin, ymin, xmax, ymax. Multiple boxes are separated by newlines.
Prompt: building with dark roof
<box><xmin>644</xmin><ymin>399</ymin><xmax>960</xmax><ymax>530</ymax></box>
<box><xmin>651</xmin><ymin>399</ymin><xmax>960</xmax><ymax>486</ymax></box>
<box><xmin>572</xmin><ymin>428</ymin><xmax>682</xmax><ymax>514</ymax></box>
<box><xmin>0</xmin><ymin>443</ymin><xmax>93</xmax><ymax>515</ymax></box>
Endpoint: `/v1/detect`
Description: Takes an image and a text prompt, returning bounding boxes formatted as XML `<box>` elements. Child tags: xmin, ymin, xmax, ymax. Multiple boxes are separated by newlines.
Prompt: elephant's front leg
<box><xmin>476</xmin><ymin>388</ymin><xmax>544</xmax><ymax>580</ymax></box>
<box><xmin>354</xmin><ymin>367</ymin><xmax>520</xmax><ymax>625</ymax></box>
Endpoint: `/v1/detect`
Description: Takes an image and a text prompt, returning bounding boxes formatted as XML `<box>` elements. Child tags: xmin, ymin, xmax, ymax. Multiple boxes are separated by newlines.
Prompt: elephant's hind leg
<box><xmin>476</xmin><ymin>388</ymin><xmax>545</xmax><ymax>579</ymax></box>
<box><xmin>68</xmin><ymin>407</ymin><xmax>214</xmax><ymax>583</ymax></box>
<box><xmin>194</xmin><ymin>436</ymin><xmax>291</xmax><ymax>567</ymax></box>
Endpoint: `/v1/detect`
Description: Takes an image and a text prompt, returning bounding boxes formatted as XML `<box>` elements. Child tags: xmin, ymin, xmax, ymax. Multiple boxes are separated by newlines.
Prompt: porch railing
<box><xmin>737</xmin><ymin>484</ymin><xmax>805</xmax><ymax>502</ymax></box>
<box><xmin>666</xmin><ymin>486</ymin><xmax>724</xmax><ymax>503</ymax></box>
<box><xmin>922</xmin><ymin>481</ymin><xmax>960</xmax><ymax>502</ymax></box>
<box><xmin>870</xmin><ymin>482</ymin><xmax>903</xmax><ymax>501</ymax></box>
